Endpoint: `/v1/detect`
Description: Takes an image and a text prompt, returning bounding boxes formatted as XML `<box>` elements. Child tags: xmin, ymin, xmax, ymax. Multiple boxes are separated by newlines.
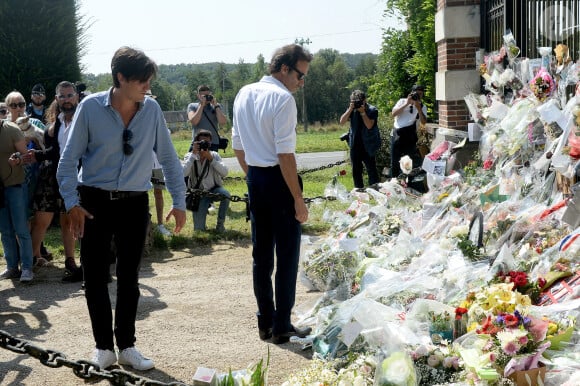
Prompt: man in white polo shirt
<box><xmin>232</xmin><ymin>44</ymin><xmax>312</xmax><ymax>344</ymax></box>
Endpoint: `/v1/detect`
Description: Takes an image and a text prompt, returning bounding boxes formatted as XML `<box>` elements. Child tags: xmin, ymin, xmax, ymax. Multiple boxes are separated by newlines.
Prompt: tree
<box><xmin>0</xmin><ymin>0</ymin><xmax>87</xmax><ymax>100</ymax></box>
<box><xmin>252</xmin><ymin>54</ymin><xmax>267</xmax><ymax>82</ymax></box>
<box><xmin>305</xmin><ymin>49</ymin><xmax>353</xmax><ymax>124</ymax></box>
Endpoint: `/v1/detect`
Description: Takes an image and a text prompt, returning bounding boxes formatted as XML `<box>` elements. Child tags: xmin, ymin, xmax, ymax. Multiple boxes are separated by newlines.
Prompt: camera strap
<box><xmin>202</xmin><ymin>108</ymin><xmax>221</xmax><ymax>141</ymax></box>
<box><xmin>191</xmin><ymin>159</ymin><xmax>210</xmax><ymax>190</ymax></box>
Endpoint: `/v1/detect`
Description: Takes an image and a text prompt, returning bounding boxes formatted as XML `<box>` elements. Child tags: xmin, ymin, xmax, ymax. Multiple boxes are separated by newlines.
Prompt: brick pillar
<box><xmin>435</xmin><ymin>0</ymin><xmax>481</xmax><ymax>133</ymax></box>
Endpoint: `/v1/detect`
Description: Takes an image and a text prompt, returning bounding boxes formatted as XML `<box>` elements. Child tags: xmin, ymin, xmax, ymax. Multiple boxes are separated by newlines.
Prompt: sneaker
<box><xmin>91</xmin><ymin>349</ymin><xmax>117</xmax><ymax>369</ymax></box>
<box><xmin>19</xmin><ymin>269</ymin><xmax>34</xmax><ymax>283</ymax></box>
<box><xmin>208</xmin><ymin>205</ymin><xmax>216</xmax><ymax>214</ymax></box>
<box><xmin>118</xmin><ymin>347</ymin><xmax>155</xmax><ymax>371</ymax></box>
<box><xmin>157</xmin><ymin>224</ymin><xmax>172</xmax><ymax>237</ymax></box>
<box><xmin>0</xmin><ymin>268</ymin><xmax>21</xmax><ymax>280</ymax></box>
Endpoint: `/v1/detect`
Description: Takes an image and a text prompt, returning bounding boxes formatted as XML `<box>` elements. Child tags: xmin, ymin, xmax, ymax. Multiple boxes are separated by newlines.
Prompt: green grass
<box><xmin>2</xmin><ymin>125</ymin><xmax>357</xmax><ymax>265</ymax></box>
<box><xmin>172</xmin><ymin>124</ymin><xmax>349</xmax><ymax>158</ymax></box>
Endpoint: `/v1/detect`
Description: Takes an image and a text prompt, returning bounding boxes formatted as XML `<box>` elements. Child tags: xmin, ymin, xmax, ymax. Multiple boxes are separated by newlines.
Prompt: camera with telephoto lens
<box><xmin>352</xmin><ymin>99</ymin><xmax>364</xmax><ymax>109</ymax></box>
<box><xmin>198</xmin><ymin>140</ymin><xmax>211</xmax><ymax>151</ymax></box>
<box><xmin>204</xmin><ymin>94</ymin><xmax>214</xmax><ymax>102</ymax></box>
<box><xmin>410</xmin><ymin>92</ymin><xmax>419</xmax><ymax>101</ymax></box>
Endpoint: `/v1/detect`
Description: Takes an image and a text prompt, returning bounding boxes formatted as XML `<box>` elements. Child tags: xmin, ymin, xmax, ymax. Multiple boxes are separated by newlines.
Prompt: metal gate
<box><xmin>481</xmin><ymin>0</ymin><xmax>580</xmax><ymax>59</ymax></box>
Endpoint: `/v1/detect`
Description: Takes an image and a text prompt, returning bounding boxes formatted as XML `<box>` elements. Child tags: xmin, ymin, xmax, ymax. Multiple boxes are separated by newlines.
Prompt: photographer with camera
<box><xmin>390</xmin><ymin>84</ymin><xmax>427</xmax><ymax>178</ymax></box>
<box><xmin>182</xmin><ymin>130</ymin><xmax>230</xmax><ymax>232</ymax></box>
<box><xmin>339</xmin><ymin>89</ymin><xmax>381</xmax><ymax>188</ymax></box>
<box><xmin>187</xmin><ymin>85</ymin><xmax>227</xmax><ymax>152</ymax></box>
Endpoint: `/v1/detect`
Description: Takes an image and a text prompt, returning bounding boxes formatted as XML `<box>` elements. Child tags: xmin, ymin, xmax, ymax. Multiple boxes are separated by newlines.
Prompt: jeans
<box><xmin>350</xmin><ymin>143</ymin><xmax>379</xmax><ymax>188</ymax></box>
<box><xmin>78</xmin><ymin>187</ymin><xmax>149</xmax><ymax>351</ymax></box>
<box><xmin>247</xmin><ymin>166</ymin><xmax>302</xmax><ymax>335</ymax></box>
<box><xmin>192</xmin><ymin>186</ymin><xmax>230</xmax><ymax>230</ymax></box>
<box><xmin>0</xmin><ymin>185</ymin><xmax>33</xmax><ymax>271</ymax></box>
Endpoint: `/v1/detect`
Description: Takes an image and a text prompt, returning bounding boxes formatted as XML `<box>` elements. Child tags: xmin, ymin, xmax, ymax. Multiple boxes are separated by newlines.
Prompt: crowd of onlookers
<box><xmin>1</xmin><ymin>82</ymin><xmax>232</xmax><ymax>285</ymax></box>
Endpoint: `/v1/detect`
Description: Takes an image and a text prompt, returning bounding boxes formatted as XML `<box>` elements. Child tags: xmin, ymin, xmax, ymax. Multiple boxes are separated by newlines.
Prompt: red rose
<box><xmin>538</xmin><ymin>277</ymin><xmax>547</xmax><ymax>289</ymax></box>
<box><xmin>513</xmin><ymin>273</ymin><xmax>528</xmax><ymax>288</ymax></box>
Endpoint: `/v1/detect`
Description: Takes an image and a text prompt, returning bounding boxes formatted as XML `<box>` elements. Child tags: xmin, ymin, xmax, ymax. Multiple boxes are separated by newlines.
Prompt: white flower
<box><xmin>449</xmin><ymin>224</ymin><xmax>469</xmax><ymax>238</ymax></box>
<box><xmin>378</xmin><ymin>352</ymin><xmax>417</xmax><ymax>386</ymax></box>
<box><xmin>399</xmin><ymin>155</ymin><xmax>413</xmax><ymax>175</ymax></box>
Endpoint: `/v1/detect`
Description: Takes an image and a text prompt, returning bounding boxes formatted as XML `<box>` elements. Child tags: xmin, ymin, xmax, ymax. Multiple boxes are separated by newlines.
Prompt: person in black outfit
<box><xmin>339</xmin><ymin>90</ymin><xmax>381</xmax><ymax>188</ymax></box>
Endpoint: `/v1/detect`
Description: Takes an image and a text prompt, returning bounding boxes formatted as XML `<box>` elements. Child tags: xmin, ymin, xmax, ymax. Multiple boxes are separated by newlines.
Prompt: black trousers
<box><xmin>79</xmin><ymin>186</ymin><xmax>149</xmax><ymax>351</ymax></box>
<box><xmin>247</xmin><ymin>166</ymin><xmax>302</xmax><ymax>335</ymax></box>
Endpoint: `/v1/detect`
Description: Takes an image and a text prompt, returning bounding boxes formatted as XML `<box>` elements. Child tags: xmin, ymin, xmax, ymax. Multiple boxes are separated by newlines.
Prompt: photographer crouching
<box><xmin>390</xmin><ymin>85</ymin><xmax>427</xmax><ymax>178</ymax></box>
<box><xmin>339</xmin><ymin>90</ymin><xmax>381</xmax><ymax>188</ymax></box>
<box><xmin>182</xmin><ymin>130</ymin><xmax>230</xmax><ymax>232</ymax></box>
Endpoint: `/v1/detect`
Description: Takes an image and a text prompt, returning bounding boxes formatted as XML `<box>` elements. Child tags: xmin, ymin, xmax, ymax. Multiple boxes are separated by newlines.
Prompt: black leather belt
<box><xmin>80</xmin><ymin>186</ymin><xmax>147</xmax><ymax>201</ymax></box>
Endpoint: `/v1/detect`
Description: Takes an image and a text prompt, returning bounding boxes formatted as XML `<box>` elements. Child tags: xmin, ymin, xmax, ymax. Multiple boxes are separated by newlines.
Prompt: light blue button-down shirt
<box><xmin>57</xmin><ymin>88</ymin><xmax>186</xmax><ymax>211</ymax></box>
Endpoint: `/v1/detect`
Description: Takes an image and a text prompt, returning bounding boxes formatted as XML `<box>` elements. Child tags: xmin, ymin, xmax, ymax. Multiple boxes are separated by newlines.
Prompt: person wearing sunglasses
<box><xmin>26</xmin><ymin>83</ymin><xmax>47</xmax><ymax>123</ymax></box>
<box><xmin>232</xmin><ymin>43</ymin><xmax>312</xmax><ymax>345</ymax></box>
<box><xmin>56</xmin><ymin>46</ymin><xmax>186</xmax><ymax>372</ymax></box>
<box><xmin>390</xmin><ymin>84</ymin><xmax>427</xmax><ymax>178</ymax></box>
<box><xmin>28</xmin><ymin>81</ymin><xmax>82</xmax><ymax>282</ymax></box>
<box><xmin>4</xmin><ymin>91</ymin><xmax>46</xmax><ymax>244</ymax></box>
<box><xmin>339</xmin><ymin>89</ymin><xmax>381</xmax><ymax>188</ymax></box>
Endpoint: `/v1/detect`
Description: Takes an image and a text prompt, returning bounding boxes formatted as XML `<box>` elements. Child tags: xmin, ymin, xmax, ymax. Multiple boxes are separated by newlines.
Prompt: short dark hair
<box><xmin>269</xmin><ymin>44</ymin><xmax>313</xmax><ymax>74</ymax></box>
<box><xmin>55</xmin><ymin>81</ymin><xmax>76</xmax><ymax>93</ymax></box>
<box><xmin>350</xmin><ymin>90</ymin><xmax>366</xmax><ymax>101</ymax></box>
<box><xmin>412</xmin><ymin>84</ymin><xmax>425</xmax><ymax>92</ymax></box>
<box><xmin>111</xmin><ymin>46</ymin><xmax>158</xmax><ymax>88</ymax></box>
<box><xmin>197</xmin><ymin>85</ymin><xmax>211</xmax><ymax>93</ymax></box>
<box><xmin>195</xmin><ymin>129</ymin><xmax>213</xmax><ymax>141</ymax></box>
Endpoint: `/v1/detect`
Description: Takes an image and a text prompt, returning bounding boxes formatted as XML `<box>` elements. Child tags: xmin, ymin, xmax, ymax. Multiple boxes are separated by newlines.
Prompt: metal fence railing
<box><xmin>482</xmin><ymin>0</ymin><xmax>580</xmax><ymax>59</ymax></box>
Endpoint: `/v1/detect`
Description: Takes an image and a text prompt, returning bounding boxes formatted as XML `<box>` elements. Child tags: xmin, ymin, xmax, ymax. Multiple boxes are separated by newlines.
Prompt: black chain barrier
<box><xmin>0</xmin><ymin>330</ymin><xmax>188</xmax><ymax>386</ymax></box>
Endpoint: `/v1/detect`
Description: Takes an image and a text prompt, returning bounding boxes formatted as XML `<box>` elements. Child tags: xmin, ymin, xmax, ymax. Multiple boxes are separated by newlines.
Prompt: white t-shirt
<box><xmin>393</xmin><ymin>98</ymin><xmax>427</xmax><ymax>129</ymax></box>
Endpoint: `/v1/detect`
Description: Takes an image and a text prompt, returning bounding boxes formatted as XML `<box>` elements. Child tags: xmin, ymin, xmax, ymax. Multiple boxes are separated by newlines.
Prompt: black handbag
<box><xmin>185</xmin><ymin>191</ymin><xmax>200</xmax><ymax>211</ymax></box>
<box><xmin>203</xmin><ymin>109</ymin><xmax>228</xmax><ymax>152</ymax></box>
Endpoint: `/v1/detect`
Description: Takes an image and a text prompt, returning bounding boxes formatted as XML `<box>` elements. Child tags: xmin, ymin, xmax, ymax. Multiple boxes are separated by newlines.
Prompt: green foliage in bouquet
<box><xmin>457</xmin><ymin>234</ymin><xmax>485</xmax><ymax>261</ymax></box>
<box><xmin>302</xmin><ymin>246</ymin><xmax>361</xmax><ymax>291</ymax></box>
<box><xmin>428</xmin><ymin>311</ymin><xmax>453</xmax><ymax>331</ymax></box>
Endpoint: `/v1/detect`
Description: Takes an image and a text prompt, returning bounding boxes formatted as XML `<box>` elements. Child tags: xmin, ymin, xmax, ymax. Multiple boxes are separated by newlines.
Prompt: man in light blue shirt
<box><xmin>57</xmin><ymin>46</ymin><xmax>186</xmax><ymax>372</ymax></box>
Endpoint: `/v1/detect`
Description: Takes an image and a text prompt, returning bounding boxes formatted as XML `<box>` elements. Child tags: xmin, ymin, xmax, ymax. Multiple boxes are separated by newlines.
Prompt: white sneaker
<box><xmin>208</xmin><ymin>205</ymin><xmax>216</xmax><ymax>213</ymax></box>
<box><xmin>118</xmin><ymin>347</ymin><xmax>155</xmax><ymax>370</ymax></box>
<box><xmin>19</xmin><ymin>269</ymin><xmax>34</xmax><ymax>283</ymax></box>
<box><xmin>91</xmin><ymin>349</ymin><xmax>117</xmax><ymax>369</ymax></box>
<box><xmin>157</xmin><ymin>224</ymin><xmax>172</xmax><ymax>236</ymax></box>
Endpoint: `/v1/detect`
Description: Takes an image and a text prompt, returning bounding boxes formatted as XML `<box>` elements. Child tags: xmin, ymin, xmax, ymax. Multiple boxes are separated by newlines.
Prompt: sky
<box><xmin>78</xmin><ymin>0</ymin><xmax>405</xmax><ymax>75</ymax></box>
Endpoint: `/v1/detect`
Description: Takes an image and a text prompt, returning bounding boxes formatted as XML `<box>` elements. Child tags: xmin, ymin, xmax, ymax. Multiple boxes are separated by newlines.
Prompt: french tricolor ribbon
<box><xmin>560</xmin><ymin>232</ymin><xmax>580</xmax><ymax>252</ymax></box>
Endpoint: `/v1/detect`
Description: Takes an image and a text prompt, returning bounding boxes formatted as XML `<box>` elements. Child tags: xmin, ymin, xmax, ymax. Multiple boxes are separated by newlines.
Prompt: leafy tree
<box><xmin>252</xmin><ymin>54</ymin><xmax>267</xmax><ymax>82</ymax></box>
<box><xmin>304</xmin><ymin>49</ymin><xmax>353</xmax><ymax>125</ymax></box>
<box><xmin>0</xmin><ymin>0</ymin><xmax>87</xmax><ymax>100</ymax></box>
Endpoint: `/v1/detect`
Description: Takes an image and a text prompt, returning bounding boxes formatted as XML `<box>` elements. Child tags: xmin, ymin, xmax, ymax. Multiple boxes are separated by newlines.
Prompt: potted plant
<box><xmin>428</xmin><ymin>311</ymin><xmax>453</xmax><ymax>343</ymax></box>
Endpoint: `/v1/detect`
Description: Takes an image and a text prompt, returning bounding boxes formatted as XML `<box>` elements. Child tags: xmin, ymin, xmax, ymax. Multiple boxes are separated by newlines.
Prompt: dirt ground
<box><xmin>0</xmin><ymin>241</ymin><xmax>321</xmax><ymax>385</ymax></box>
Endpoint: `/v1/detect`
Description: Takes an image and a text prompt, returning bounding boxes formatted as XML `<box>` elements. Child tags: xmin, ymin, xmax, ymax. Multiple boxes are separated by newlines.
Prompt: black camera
<box><xmin>352</xmin><ymin>99</ymin><xmax>363</xmax><ymax>109</ymax></box>
<box><xmin>198</xmin><ymin>140</ymin><xmax>211</xmax><ymax>151</ymax></box>
<box><xmin>410</xmin><ymin>92</ymin><xmax>419</xmax><ymax>101</ymax></box>
<box><xmin>340</xmin><ymin>132</ymin><xmax>350</xmax><ymax>142</ymax></box>
<box><xmin>204</xmin><ymin>94</ymin><xmax>214</xmax><ymax>102</ymax></box>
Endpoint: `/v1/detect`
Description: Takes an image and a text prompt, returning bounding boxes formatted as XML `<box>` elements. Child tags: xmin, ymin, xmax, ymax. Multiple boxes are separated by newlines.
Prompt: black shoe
<box><xmin>272</xmin><ymin>325</ymin><xmax>312</xmax><ymax>345</ymax></box>
<box><xmin>259</xmin><ymin>328</ymin><xmax>272</xmax><ymax>341</ymax></box>
<box><xmin>62</xmin><ymin>267</ymin><xmax>83</xmax><ymax>283</ymax></box>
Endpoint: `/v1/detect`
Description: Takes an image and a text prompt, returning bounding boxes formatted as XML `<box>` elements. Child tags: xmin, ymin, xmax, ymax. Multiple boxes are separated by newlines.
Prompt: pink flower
<box><xmin>503</xmin><ymin>341</ymin><xmax>520</xmax><ymax>355</ymax></box>
<box><xmin>489</xmin><ymin>352</ymin><xmax>497</xmax><ymax>362</ymax></box>
<box><xmin>518</xmin><ymin>335</ymin><xmax>529</xmax><ymax>346</ymax></box>
<box><xmin>527</xmin><ymin>317</ymin><xmax>549</xmax><ymax>342</ymax></box>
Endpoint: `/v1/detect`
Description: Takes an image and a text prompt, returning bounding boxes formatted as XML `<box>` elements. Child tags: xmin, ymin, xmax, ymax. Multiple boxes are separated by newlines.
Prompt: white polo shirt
<box><xmin>232</xmin><ymin>76</ymin><xmax>297</xmax><ymax>167</ymax></box>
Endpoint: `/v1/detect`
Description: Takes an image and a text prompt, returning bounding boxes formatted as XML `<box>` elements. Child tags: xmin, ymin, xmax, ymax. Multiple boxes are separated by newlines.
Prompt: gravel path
<box><xmin>0</xmin><ymin>242</ymin><xmax>320</xmax><ymax>385</ymax></box>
